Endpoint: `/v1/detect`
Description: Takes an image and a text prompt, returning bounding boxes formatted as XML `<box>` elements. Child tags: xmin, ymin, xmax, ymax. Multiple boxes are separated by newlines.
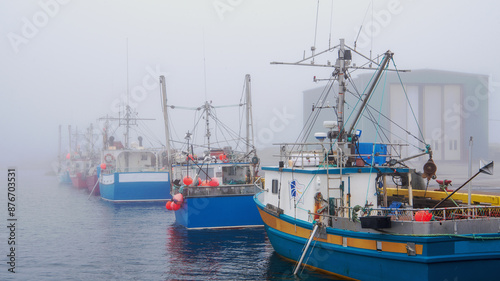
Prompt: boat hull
<box><xmin>86</xmin><ymin>174</ymin><xmax>100</xmax><ymax>196</ymax></box>
<box><xmin>100</xmin><ymin>172</ymin><xmax>171</xmax><ymax>202</ymax></box>
<box><xmin>58</xmin><ymin>171</ymin><xmax>72</xmax><ymax>184</ymax></box>
<box><xmin>70</xmin><ymin>173</ymin><xmax>87</xmax><ymax>189</ymax></box>
<box><xmin>174</xmin><ymin>194</ymin><xmax>263</xmax><ymax>229</ymax></box>
<box><xmin>255</xmin><ymin>194</ymin><xmax>500</xmax><ymax>281</ymax></box>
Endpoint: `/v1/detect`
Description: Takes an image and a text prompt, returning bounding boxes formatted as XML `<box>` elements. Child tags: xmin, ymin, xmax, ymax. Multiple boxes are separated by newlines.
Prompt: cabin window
<box><xmin>141</xmin><ymin>154</ymin><xmax>148</xmax><ymax>161</ymax></box>
<box><xmin>222</xmin><ymin>166</ymin><xmax>249</xmax><ymax>184</ymax></box>
<box><xmin>272</xmin><ymin>179</ymin><xmax>278</xmax><ymax>194</ymax></box>
<box><xmin>196</xmin><ymin>167</ymin><xmax>214</xmax><ymax>180</ymax></box>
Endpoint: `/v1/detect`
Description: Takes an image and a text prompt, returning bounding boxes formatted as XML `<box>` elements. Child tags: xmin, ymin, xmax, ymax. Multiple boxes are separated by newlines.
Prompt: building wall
<box><xmin>303</xmin><ymin>69</ymin><xmax>489</xmax><ymax>161</ymax></box>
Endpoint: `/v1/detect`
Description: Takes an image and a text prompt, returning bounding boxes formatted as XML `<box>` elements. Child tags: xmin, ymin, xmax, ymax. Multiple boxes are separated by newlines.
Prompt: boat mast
<box><xmin>75</xmin><ymin>126</ymin><xmax>78</xmax><ymax>154</ymax></box>
<box><xmin>58</xmin><ymin>125</ymin><xmax>62</xmax><ymax>170</ymax></box>
<box><xmin>337</xmin><ymin>39</ymin><xmax>347</xmax><ymax>141</ymax></box>
<box><xmin>68</xmin><ymin>125</ymin><xmax>72</xmax><ymax>157</ymax></box>
<box><xmin>205</xmin><ymin>101</ymin><xmax>211</xmax><ymax>152</ymax></box>
<box><xmin>245</xmin><ymin>74</ymin><xmax>255</xmax><ymax>159</ymax></box>
<box><xmin>160</xmin><ymin>75</ymin><xmax>171</xmax><ymax>168</ymax></box>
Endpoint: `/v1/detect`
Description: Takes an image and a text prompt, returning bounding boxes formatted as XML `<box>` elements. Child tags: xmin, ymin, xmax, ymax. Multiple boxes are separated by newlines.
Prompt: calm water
<box><xmin>1</xmin><ymin>169</ymin><xmax>336</xmax><ymax>280</ymax></box>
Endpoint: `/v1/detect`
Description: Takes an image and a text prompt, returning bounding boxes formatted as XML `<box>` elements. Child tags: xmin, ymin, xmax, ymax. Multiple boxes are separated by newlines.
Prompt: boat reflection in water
<box><xmin>164</xmin><ymin>224</ymin><xmax>339</xmax><ymax>280</ymax></box>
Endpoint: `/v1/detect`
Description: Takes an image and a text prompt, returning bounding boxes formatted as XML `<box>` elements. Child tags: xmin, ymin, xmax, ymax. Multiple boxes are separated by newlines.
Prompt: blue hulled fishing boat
<box><xmin>254</xmin><ymin>38</ymin><xmax>499</xmax><ymax>280</ymax></box>
<box><xmin>98</xmin><ymin>106</ymin><xmax>171</xmax><ymax>202</ymax></box>
<box><xmin>162</xmin><ymin>75</ymin><xmax>263</xmax><ymax>229</ymax></box>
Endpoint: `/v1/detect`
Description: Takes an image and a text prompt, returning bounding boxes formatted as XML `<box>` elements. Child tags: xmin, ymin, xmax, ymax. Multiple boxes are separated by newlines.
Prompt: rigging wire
<box><xmin>354</xmin><ymin>2</ymin><xmax>372</xmax><ymax>49</ymax></box>
<box><xmin>328</xmin><ymin>0</ymin><xmax>334</xmax><ymax>49</ymax></box>
<box><xmin>292</xmin><ymin>77</ymin><xmax>336</xmax><ymax>152</ymax></box>
<box><xmin>345</xmin><ymin>74</ymin><xmax>426</xmax><ymax>146</ymax></box>
<box><xmin>346</xmin><ymin>73</ymin><xmax>392</xmax><ymax>144</ymax></box>
<box><xmin>313</xmin><ymin>0</ymin><xmax>320</xmax><ymax>60</ymax></box>
<box><xmin>365</xmin><ymin>68</ymin><xmax>388</xmax><ymax>204</ymax></box>
<box><xmin>391</xmin><ymin>58</ymin><xmax>427</xmax><ymax>146</ymax></box>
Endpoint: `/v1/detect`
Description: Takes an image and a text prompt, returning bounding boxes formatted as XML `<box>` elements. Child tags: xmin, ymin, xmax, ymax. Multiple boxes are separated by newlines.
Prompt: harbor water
<box><xmin>1</xmin><ymin>169</ymin><xmax>337</xmax><ymax>280</ymax></box>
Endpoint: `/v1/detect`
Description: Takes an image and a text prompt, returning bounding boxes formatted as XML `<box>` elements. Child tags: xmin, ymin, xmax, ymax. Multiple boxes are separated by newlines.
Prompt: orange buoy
<box><xmin>166</xmin><ymin>201</ymin><xmax>173</xmax><ymax>210</ymax></box>
<box><xmin>219</xmin><ymin>154</ymin><xmax>227</xmax><ymax>161</ymax></box>
<box><xmin>172</xmin><ymin>203</ymin><xmax>181</xmax><ymax>211</ymax></box>
<box><xmin>201</xmin><ymin>180</ymin><xmax>209</xmax><ymax>186</ymax></box>
<box><xmin>66</xmin><ymin>153</ymin><xmax>71</xmax><ymax>159</ymax></box>
<box><xmin>100</xmin><ymin>163</ymin><xmax>106</xmax><ymax>170</ymax></box>
<box><xmin>183</xmin><ymin>176</ymin><xmax>193</xmax><ymax>186</ymax></box>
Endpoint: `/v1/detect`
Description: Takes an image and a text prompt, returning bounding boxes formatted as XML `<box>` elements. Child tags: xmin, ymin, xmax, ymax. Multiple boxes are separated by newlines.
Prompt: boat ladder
<box><xmin>326</xmin><ymin>171</ymin><xmax>344</xmax><ymax>214</ymax></box>
<box><xmin>293</xmin><ymin>223</ymin><xmax>319</xmax><ymax>275</ymax></box>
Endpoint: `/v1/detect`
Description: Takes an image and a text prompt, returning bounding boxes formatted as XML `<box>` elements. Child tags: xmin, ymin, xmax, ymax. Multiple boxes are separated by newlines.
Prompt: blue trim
<box><xmin>172</xmin><ymin>162</ymin><xmax>251</xmax><ymax>168</ymax></box>
<box><xmin>100</xmin><ymin>171</ymin><xmax>171</xmax><ymax>202</ymax></box>
<box><xmin>261</xmin><ymin>166</ymin><xmax>409</xmax><ymax>174</ymax></box>
<box><xmin>254</xmin><ymin>197</ymin><xmax>500</xmax><ymax>280</ymax></box>
<box><xmin>174</xmin><ymin>194</ymin><xmax>263</xmax><ymax>229</ymax></box>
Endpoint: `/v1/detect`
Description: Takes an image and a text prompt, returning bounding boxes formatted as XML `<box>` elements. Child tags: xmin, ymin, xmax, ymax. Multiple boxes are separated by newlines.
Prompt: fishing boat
<box><xmin>55</xmin><ymin>125</ymin><xmax>72</xmax><ymax>184</ymax></box>
<box><xmin>163</xmin><ymin>75</ymin><xmax>264</xmax><ymax>229</ymax></box>
<box><xmin>254</xmin><ymin>39</ymin><xmax>499</xmax><ymax>280</ymax></box>
<box><xmin>86</xmin><ymin>166</ymin><xmax>100</xmax><ymax>196</ymax></box>
<box><xmin>98</xmin><ymin>106</ymin><xmax>171</xmax><ymax>202</ymax></box>
<box><xmin>83</xmin><ymin>124</ymin><xmax>101</xmax><ymax>196</ymax></box>
<box><xmin>69</xmin><ymin>156</ymin><xmax>91</xmax><ymax>189</ymax></box>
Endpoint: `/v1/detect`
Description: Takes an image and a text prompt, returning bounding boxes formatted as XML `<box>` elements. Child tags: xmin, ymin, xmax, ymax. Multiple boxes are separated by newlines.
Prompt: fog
<box><xmin>1</xmin><ymin>0</ymin><xmax>499</xmax><ymax>168</ymax></box>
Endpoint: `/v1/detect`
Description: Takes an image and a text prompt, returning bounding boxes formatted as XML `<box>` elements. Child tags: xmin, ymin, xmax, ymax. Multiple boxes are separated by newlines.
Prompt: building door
<box><xmin>443</xmin><ymin>85</ymin><xmax>462</xmax><ymax>160</ymax></box>
<box><xmin>423</xmin><ymin>85</ymin><xmax>443</xmax><ymax>160</ymax></box>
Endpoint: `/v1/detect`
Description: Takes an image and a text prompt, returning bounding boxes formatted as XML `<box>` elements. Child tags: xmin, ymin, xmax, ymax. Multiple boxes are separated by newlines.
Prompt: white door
<box><xmin>443</xmin><ymin>85</ymin><xmax>461</xmax><ymax>160</ymax></box>
<box><xmin>423</xmin><ymin>86</ymin><xmax>443</xmax><ymax>160</ymax></box>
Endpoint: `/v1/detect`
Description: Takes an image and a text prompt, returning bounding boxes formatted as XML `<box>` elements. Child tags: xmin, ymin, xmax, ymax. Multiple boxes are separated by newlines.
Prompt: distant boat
<box><xmin>55</xmin><ymin>125</ymin><xmax>71</xmax><ymax>184</ymax></box>
<box><xmin>58</xmin><ymin>168</ymin><xmax>72</xmax><ymax>184</ymax></box>
<box><xmin>98</xmin><ymin>106</ymin><xmax>171</xmax><ymax>202</ymax></box>
<box><xmin>68</xmin><ymin>157</ymin><xmax>90</xmax><ymax>189</ymax></box>
<box><xmin>163</xmin><ymin>75</ymin><xmax>263</xmax><ymax>229</ymax></box>
<box><xmin>255</xmin><ymin>38</ymin><xmax>500</xmax><ymax>280</ymax></box>
<box><xmin>86</xmin><ymin>166</ymin><xmax>100</xmax><ymax>196</ymax></box>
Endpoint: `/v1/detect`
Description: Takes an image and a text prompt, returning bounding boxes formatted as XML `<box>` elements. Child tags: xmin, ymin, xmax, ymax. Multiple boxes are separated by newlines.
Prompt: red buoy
<box><xmin>183</xmin><ymin>176</ymin><xmax>193</xmax><ymax>186</ymax></box>
<box><xmin>100</xmin><ymin>163</ymin><xmax>107</xmax><ymax>170</ymax></box>
<box><xmin>66</xmin><ymin>153</ymin><xmax>71</xmax><ymax>159</ymax></box>
<box><xmin>219</xmin><ymin>154</ymin><xmax>227</xmax><ymax>161</ymax></box>
<box><xmin>172</xmin><ymin>203</ymin><xmax>181</xmax><ymax>211</ymax></box>
<box><xmin>415</xmin><ymin>210</ymin><xmax>432</xmax><ymax>222</ymax></box>
<box><xmin>166</xmin><ymin>201</ymin><xmax>173</xmax><ymax>210</ymax></box>
<box><xmin>209</xmin><ymin>178</ymin><xmax>219</xmax><ymax>187</ymax></box>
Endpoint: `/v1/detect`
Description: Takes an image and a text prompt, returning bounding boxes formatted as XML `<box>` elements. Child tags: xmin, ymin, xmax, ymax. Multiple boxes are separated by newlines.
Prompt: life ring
<box><xmin>104</xmin><ymin>154</ymin><xmax>115</xmax><ymax>163</ymax></box>
<box><xmin>251</xmin><ymin>156</ymin><xmax>259</xmax><ymax>165</ymax></box>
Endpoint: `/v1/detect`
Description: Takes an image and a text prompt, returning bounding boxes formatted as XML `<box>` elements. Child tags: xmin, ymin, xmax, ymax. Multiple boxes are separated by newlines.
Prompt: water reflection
<box><xmin>164</xmin><ymin>224</ymin><xmax>338</xmax><ymax>280</ymax></box>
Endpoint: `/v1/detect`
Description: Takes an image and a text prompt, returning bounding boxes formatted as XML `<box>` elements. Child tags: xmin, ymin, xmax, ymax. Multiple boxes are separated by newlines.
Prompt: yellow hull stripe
<box><xmin>386</xmin><ymin>188</ymin><xmax>500</xmax><ymax>206</ymax></box>
<box><xmin>259</xmin><ymin>208</ymin><xmax>423</xmax><ymax>255</ymax></box>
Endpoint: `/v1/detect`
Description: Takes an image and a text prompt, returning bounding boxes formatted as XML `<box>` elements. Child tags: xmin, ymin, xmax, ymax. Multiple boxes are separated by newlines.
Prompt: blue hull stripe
<box><xmin>174</xmin><ymin>195</ymin><xmax>263</xmax><ymax>229</ymax></box>
<box><xmin>255</xmin><ymin>195</ymin><xmax>500</xmax><ymax>281</ymax></box>
<box><xmin>100</xmin><ymin>172</ymin><xmax>171</xmax><ymax>202</ymax></box>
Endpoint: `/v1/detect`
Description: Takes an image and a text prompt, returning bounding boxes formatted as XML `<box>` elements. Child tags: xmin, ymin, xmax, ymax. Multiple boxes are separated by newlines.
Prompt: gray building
<box><xmin>303</xmin><ymin>69</ymin><xmax>489</xmax><ymax>161</ymax></box>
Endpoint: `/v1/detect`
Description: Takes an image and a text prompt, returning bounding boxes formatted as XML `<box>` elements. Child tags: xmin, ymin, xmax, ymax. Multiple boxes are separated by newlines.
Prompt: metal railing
<box><xmin>175</xmin><ymin>184</ymin><xmax>260</xmax><ymax>197</ymax></box>
<box><xmin>332</xmin><ymin>206</ymin><xmax>500</xmax><ymax>222</ymax></box>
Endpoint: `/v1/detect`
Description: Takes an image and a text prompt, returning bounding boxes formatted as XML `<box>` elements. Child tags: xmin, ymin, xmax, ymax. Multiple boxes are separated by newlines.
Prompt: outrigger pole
<box><xmin>160</xmin><ymin>75</ymin><xmax>171</xmax><ymax>169</ymax></box>
<box><xmin>433</xmin><ymin>161</ymin><xmax>494</xmax><ymax>209</ymax></box>
<box><xmin>347</xmin><ymin>50</ymin><xmax>393</xmax><ymax>136</ymax></box>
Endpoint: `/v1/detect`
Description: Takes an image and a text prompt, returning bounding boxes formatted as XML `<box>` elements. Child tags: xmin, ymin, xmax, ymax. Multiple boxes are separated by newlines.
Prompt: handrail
<box><xmin>309</xmin><ymin>205</ymin><xmax>500</xmax><ymax>222</ymax></box>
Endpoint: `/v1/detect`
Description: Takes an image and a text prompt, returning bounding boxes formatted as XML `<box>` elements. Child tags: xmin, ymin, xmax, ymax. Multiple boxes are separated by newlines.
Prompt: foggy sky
<box><xmin>1</xmin><ymin>0</ymin><xmax>499</xmax><ymax>168</ymax></box>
